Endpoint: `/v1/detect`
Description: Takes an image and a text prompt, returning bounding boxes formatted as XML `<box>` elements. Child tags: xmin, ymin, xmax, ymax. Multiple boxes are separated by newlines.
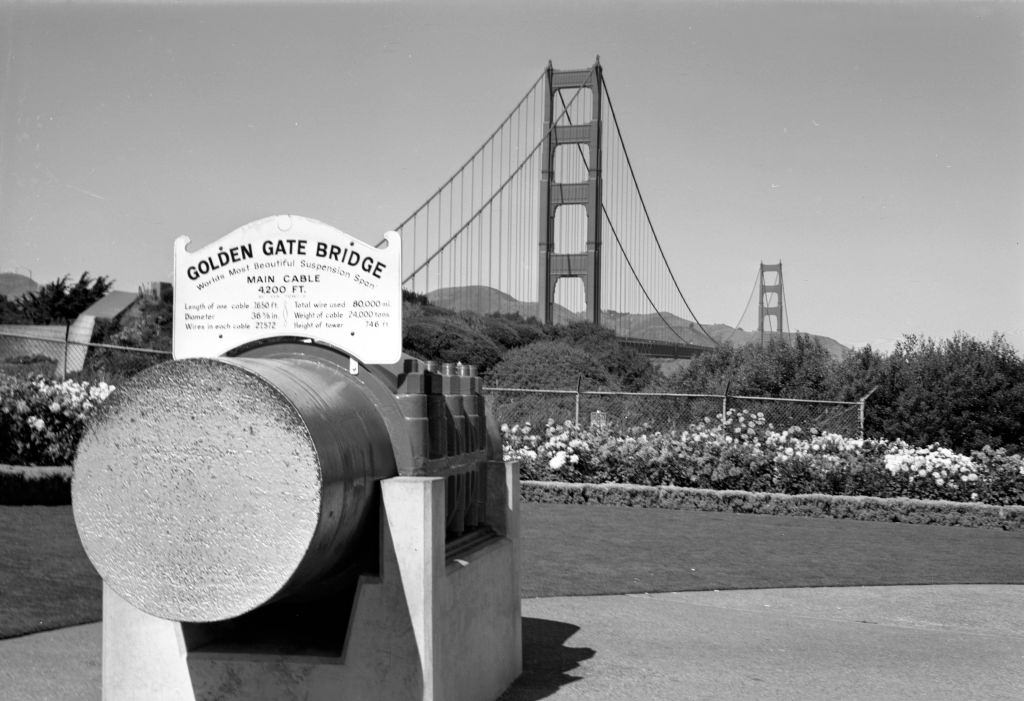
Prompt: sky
<box><xmin>1</xmin><ymin>1</ymin><xmax>1021</xmax><ymax>354</ymax></box>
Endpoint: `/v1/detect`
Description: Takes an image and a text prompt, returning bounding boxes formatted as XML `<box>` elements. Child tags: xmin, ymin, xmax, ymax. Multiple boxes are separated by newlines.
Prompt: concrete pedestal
<box><xmin>101</xmin><ymin>462</ymin><xmax>521</xmax><ymax>701</ymax></box>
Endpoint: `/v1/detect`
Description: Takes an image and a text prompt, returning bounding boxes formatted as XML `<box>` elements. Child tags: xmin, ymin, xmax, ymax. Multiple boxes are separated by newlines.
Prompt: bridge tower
<box><xmin>537</xmin><ymin>60</ymin><xmax>603</xmax><ymax>325</ymax></box>
<box><xmin>758</xmin><ymin>261</ymin><xmax>784</xmax><ymax>345</ymax></box>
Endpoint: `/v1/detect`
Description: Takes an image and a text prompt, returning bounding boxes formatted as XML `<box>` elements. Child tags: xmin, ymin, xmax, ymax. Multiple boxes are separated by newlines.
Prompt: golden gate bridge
<box><xmin>390</xmin><ymin>60</ymin><xmax>789</xmax><ymax>358</ymax></box>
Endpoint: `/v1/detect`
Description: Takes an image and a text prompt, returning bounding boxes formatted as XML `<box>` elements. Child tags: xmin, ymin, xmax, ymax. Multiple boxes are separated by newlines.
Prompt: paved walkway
<box><xmin>3</xmin><ymin>585</ymin><xmax>1023</xmax><ymax>700</ymax></box>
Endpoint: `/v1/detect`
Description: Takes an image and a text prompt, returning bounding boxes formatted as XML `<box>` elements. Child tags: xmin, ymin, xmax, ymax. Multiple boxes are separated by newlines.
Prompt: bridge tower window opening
<box><xmin>554</xmin><ymin>205</ymin><xmax>588</xmax><ymax>255</ymax></box>
<box><xmin>552</xmin><ymin>276</ymin><xmax>587</xmax><ymax>320</ymax></box>
<box><xmin>554</xmin><ymin>144</ymin><xmax>590</xmax><ymax>184</ymax></box>
<box><xmin>554</xmin><ymin>88</ymin><xmax>593</xmax><ymax>125</ymax></box>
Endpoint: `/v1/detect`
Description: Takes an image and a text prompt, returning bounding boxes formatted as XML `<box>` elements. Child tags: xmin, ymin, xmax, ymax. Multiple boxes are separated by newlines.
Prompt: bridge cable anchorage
<box><xmin>400</xmin><ymin>67</ymin><xmax>597</xmax><ymax>286</ymax></box>
<box><xmin>600</xmin><ymin>74</ymin><xmax>719</xmax><ymax>347</ymax></box>
<box><xmin>390</xmin><ymin>68</ymin><xmax>548</xmax><ymax>236</ymax></box>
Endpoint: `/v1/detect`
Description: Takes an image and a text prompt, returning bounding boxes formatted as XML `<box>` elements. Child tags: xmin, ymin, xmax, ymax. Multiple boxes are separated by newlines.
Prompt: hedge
<box><xmin>6</xmin><ymin>464</ymin><xmax>1023</xmax><ymax>531</ymax></box>
<box><xmin>521</xmin><ymin>480</ymin><xmax>1024</xmax><ymax>530</ymax></box>
<box><xmin>0</xmin><ymin>464</ymin><xmax>72</xmax><ymax>505</ymax></box>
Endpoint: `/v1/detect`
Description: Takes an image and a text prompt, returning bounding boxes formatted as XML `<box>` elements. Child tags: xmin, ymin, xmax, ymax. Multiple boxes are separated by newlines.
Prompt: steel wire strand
<box><xmin>555</xmin><ymin>91</ymin><xmax>681</xmax><ymax>336</ymax></box>
<box><xmin>602</xmin><ymin>209</ymin><xmax>694</xmax><ymax>346</ymax></box>
<box><xmin>393</xmin><ymin>68</ymin><xmax>547</xmax><ymax>233</ymax></box>
<box><xmin>600</xmin><ymin>75</ymin><xmax>719</xmax><ymax>347</ymax></box>
<box><xmin>402</xmin><ymin>67</ymin><xmax>596</xmax><ymax>285</ymax></box>
<box><xmin>723</xmin><ymin>267</ymin><xmax>761</xmax><ymax>345</ymax></box>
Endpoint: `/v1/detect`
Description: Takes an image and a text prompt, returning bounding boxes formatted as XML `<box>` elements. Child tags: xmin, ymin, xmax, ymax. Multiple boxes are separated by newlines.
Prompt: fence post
<box><xmin>574</xmin><ymin>375</ymin><xmax>582</xmax><ymax>425</ymax></box>
<box><xmin>858</xmin><ymin>386</ymin><xmax>879</xmax><ymax>439</ymax></box>
<box><xmin>721</xmin><ymin>380</ymin><xmax>731</xmax><ymax>426</ymax></box>
<box><xmin>62</xmin><ymin>321</ymin><xmax>70</xmax><ymax>380</ymax></box>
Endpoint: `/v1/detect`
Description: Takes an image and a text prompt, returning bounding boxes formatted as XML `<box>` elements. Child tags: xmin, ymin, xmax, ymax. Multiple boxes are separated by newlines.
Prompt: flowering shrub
<box><xmin>883</xmin><ymin>442</ymin><xmax>981</xmax><ymax>502</ymax></box>
<box><xmin>502</xmin><ymin>409</ymin><xmax>1024</xmax><ymax>506</ymax></box>
<box><xmin>503</xmin><ymin>420</ymin><xmax>593</xmax><ymax>482</ymax></box>
<box><xmin>0</xmin><ymin>374</ymin><xmax>115</xmax><ymax>466</ymax></box>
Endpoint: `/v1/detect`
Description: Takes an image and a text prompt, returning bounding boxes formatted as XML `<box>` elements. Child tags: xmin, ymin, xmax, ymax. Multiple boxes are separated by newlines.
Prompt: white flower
<box><xmin>549</xmin><ymin>451</ymin><xmax>567</xmax><ymax>470</ymax></box>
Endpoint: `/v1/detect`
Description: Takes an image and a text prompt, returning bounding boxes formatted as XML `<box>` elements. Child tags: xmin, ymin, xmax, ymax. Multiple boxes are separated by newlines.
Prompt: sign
<box><xmin>173</xmin><ymin>215</ymin><xmax>402</xmax><ymax>363</ymax></box>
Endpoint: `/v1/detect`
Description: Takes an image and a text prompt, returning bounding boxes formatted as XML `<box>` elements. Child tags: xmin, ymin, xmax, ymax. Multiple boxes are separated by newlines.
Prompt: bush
<box><xmin>503</xmin><ymin>409</ymin><xmax>1024</xmax><ymax>507</ymax></box>
<box><xmin>466</xmin><ymin>312</ymin><xmax>550</xmax><ymax>352</ymax></box>
<box><xmin>662</xmin><ymin>332</ymin><xmax>1024</xmax><ymax>456</ymax></box>
<box><xmin>486</xmin><ymin>340</ymin><xmax>618</xmax><ymax>391</ymax></box>
<box><xmin>863</xmin><ymin>334</ymin><xmax>1024</xmax><ymax>455</ymax></box>
<box><xmin>0</xmin><ymin>374</ymin><xmax>115</xmax><ymax>465</ymax></box>
<box><xmin>549</xmin><ymin>323</ymin><xmax>654</xmax><ymax>391</ymax></box>
<box><xmin>402</xmin><ymin>303</ymin><xmax>505</xmax><ymax>371</ymax></box>
<box><xmin>970</xmin><ymin>447</ymin><xmax>1024</xmax><ymax>506</ymax></box>
<box><xmin>519</xmin><ymin>482</ymin><xmax>1024</xmax><ymax>530</ymax></box>
<box><xmin>0</xmin><ymin>465</ymin><xmax>72</xmax><ymax>505</ymax></box>
<box><xmin>661</xmin><ymin>334</ymin><xmax>836</xmax><ymax>398</ymax></box>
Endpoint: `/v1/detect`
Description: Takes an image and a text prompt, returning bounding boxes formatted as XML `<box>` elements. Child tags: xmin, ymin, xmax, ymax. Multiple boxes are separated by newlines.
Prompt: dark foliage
<box><xmin>462</xmin><ymin>312</ymin><xmax>551</xmax><ymax>352</ymax></box>
<box><xmin>660</xmin><ymin>333</ymin><xmax>835</xmax><ymax>398</ymax></box>
<box><xmin>402</xmin><ymin>303</ymin><xmax>505</xmax><ymax>371</ymax></box>
<box><xmin>855</xmin><ymin>334</ymin><xmax>1024</xmax><ymax>455</ymax></box>
<box><xmin>401</xmin><ymin>304</ymin><xmax>654</xmax><ymax>386</ymax></box>
<box><xmin>401</xmin><ymin>288</ymin><xmax>430</xmax><ymax>306</ymax></box>
<box><xmin>80</xmin><ymin>290</ymin><xmax>173</xmax><ymax>383</ymax></box>
<box><xmin>485</xmin><ymin>340</ymin><xmax>619</xmax><ymax>391</ymax></box>
<box><xmin>547</xmin><ymin>322</ymin><xmax>654</xmax><ymax>392</ymax></box>
<box><xmin>8</xmin><ymin>273</ymin><xmax>112</xmax><ymax>324</ymax></box>
<box><xmin>660</xmin><ymin>331</ymin><xmax>1024</xmax><ymax>455</ymax></box>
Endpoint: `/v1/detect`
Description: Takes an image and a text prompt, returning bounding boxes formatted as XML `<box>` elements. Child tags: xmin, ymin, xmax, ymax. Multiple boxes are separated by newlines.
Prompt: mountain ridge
<box><xmin>425</xmin><ymin>285</ymin><xmax>849</xmax><ymax>359</ymax></box>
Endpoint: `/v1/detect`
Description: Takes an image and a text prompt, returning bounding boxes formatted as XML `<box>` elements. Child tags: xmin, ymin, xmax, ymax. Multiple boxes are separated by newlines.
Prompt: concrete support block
<box><xmin>103</xmin><ymin>585</ymin><xmax>194</xmax><ymax>700</ymax></box>
<box><xmin>381</xmin><ymin>476</ymin><xmax>446</xmax><ymax>700</ymax></box>
<box><xmin>101</xmin><ymin>468</ymin><xmax>521</xmax><ymax>701</ymax></box>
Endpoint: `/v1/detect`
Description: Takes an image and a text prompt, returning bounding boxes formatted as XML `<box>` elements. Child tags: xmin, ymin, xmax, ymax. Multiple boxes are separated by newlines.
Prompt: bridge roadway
<box><xmin>619</xmin><ymin>336</ymin><xmax>711</xmax><ymax>359</ymax></box>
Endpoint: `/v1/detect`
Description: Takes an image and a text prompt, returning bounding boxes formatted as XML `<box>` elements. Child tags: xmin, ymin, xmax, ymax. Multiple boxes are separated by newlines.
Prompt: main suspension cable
<box><xmin>601</xmin><ymin>74</ymin><xmax>719</xmax><ymax>347</ymax></box>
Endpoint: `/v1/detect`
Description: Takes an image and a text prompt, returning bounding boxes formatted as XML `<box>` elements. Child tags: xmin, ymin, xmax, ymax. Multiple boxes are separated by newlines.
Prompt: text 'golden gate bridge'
<box><xmin>391</xmin><ymin>59</ymin><xmax>719</xmax><ymax>358</ymax></box>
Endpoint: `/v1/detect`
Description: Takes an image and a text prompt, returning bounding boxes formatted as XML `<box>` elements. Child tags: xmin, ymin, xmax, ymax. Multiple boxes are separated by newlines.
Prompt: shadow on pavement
<box><xmin>498</xmin><ymin>618</ymin><xmax>595</xmax><ymax>701</ymax></box>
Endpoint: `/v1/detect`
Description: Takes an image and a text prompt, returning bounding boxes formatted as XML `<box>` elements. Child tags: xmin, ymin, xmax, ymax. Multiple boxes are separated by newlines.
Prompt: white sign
<box><xmin>173</xmin><ymin>215</ymin><xmax>402</xmax><ymax>363</ymax></box>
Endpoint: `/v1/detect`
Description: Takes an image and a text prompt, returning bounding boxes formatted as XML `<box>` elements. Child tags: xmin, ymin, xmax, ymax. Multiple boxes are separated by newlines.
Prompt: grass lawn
<box><xmin>0</xmin><ymin>506</ymin><xmax>103</xmax><ymax>640</ymax></box>
<box><xmin>2</xmin><ymin>501</ymin><xmax>1023</xmax><ymax>639</ymax></box>
<box><xmin>519</xmin><ymin>502</ymin><xmax>1024</xmax><ymax>598</ymax></box>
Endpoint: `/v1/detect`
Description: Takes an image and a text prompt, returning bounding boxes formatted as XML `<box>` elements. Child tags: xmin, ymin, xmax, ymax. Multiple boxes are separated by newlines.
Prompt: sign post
<box><xmin>173</xmin><ymin>214</ymin><xmax>401</xmax><ymax>363</ymax></box>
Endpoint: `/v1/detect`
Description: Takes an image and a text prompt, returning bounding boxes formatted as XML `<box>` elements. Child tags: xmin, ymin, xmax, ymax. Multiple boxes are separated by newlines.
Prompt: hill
<box><xmin>0</xmin><ymin>273</ymin><xmax>39</xmax><ymax>300</ymax></box>
<box><xmin>426</xmin><ymin>286</ymin><xmax>849</xmax><ymax>359</ymax></box>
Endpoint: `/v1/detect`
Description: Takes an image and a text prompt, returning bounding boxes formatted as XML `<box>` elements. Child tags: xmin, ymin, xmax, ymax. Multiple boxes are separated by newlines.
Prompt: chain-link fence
<box><xmin>486</xmin><ymin>387</ymin><xmax>869</xmax><ymax>438</ymax></box>
<box><xmin>1</xmin><ymin>329</ymin><xmax>870</xmax><ymax>437</ymax></box>
<box><xmin>0</xmin><ymin>330</ymin><xmax>170</xmax><ymax>384</ymax></box>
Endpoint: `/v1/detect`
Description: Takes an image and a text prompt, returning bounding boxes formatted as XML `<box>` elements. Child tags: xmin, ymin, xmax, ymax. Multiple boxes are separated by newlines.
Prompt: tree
<box><xmin>864</xmin><ymin>334</ymin><xmax>1024</xmax><ymax>454</ymax></box>
<box><xmin>485</xmin><ymin>340</ymin><xmax>618</xmax><ymax>391</ymax></box>
<box><xmin>13</xmin><ymin>273</ymin><xmax>112</xmax><ymax>324</ymax></box>
<box><xmin>662</xmin><ymin>334</ymin><xmax>837</xmax><ymax>399</ymax></box>
<box><xmin>402</xmin><ymin>302</ymin><xmax>505</xmax><ymax>372</ymax></box>
<box><xmin>548</xmin><ymin>322</ymin><xmax>654</xmax><ymax>392</ymax></box>
<box><xmin>0</xmin><ymin>295</ymin><xmax>28</xmax><ymax>323</ymax></box>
